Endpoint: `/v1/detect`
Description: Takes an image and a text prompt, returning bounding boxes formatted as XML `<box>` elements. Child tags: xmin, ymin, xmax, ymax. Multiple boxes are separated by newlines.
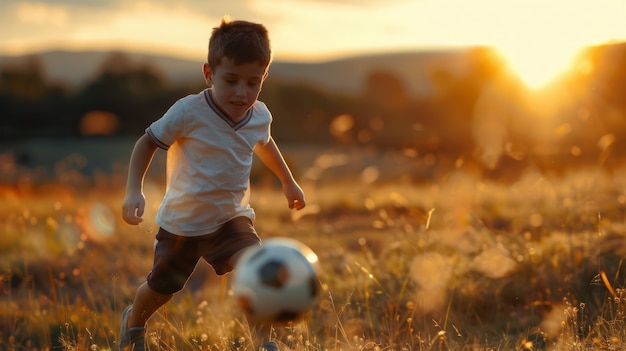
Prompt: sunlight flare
<box><xmin>497</xmin><ymin>42</ymin><xmax>582</xmax><ymax>89</ymax></box>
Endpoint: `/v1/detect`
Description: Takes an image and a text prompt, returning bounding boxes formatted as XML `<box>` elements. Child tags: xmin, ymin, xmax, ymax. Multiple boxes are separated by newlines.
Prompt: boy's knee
<box><xmin>147</xmin><ymin>273</ymin><xmax>187</xmax><ymax>295</ymax></box>
<box><xmin>153</xmin><ymin>291</ymin><xmax>173</xmax><ymax>304</ymax></box>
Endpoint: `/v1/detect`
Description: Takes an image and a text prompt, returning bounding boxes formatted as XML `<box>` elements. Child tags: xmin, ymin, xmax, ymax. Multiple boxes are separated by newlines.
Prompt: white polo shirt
<box><xmin>146</xmin><ymin>89</ymin><xmax>271</xmax><ymax>236</ymax></box>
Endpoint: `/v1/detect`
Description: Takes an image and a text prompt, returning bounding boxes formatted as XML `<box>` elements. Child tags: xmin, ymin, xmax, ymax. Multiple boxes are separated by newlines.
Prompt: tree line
<box><xmin>2</xmin><ymin>45</ymin><xmax>626</xmax><ymax>174</ymax></box>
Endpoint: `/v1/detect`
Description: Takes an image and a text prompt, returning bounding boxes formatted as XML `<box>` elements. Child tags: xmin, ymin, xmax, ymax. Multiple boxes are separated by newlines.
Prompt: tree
<box><xmin>0</xmin><ymin>55</ymin><xmax>73</xmax><ymax>137</ymax></box>
<box><xmin>75</xmin><ymin>52</ymin><xmax>173</xmax><ymax>134</ymax></box>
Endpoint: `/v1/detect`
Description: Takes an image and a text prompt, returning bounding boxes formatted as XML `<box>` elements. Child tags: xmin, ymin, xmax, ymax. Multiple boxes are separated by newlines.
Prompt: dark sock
<box><xmin>129</xmin><ymin>327</ymin><xmax>145</xmax><ymax>341</ymax></box>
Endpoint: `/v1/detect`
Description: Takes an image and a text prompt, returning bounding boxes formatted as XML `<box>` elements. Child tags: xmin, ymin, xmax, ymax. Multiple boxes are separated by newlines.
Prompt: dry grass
<box><xmin>3</xmin><ymin>159</ymin><xmax>626</xmax><ymax>350</ymax></box>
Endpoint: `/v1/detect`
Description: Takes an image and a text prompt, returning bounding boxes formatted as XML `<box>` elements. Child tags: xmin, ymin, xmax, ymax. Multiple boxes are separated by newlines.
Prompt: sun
<box><xmin>477</xmin><ymin>0</ymin><xmax>602</xmax><ymax>91</ymax></box>
<box><xmin>496</xmin><ymin>42</ymin><xmax>582</xmax><ymax>90</ymax></box>
<box><xmin>493</xmin><ymin>28</ymin><xmax>588</xmax><ymax>90</ymax></box>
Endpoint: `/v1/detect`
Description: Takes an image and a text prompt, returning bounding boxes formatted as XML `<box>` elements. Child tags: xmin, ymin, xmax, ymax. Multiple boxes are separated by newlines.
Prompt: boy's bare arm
<box><xmin>254</xmin><ymin>137</ymin><xmax>306</xmax><ymax>210</ymax></box>
<box><xmin>122</xmin><ymin>133</ymin><xmax>159</xmax><ymax>225</ymax></box>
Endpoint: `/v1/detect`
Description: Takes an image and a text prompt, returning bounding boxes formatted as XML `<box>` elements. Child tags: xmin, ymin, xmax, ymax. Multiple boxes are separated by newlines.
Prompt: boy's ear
<box><xmin>202</xmin><ymin>63</ymin><xmax>212</xmax><ymax>86</ymax></box>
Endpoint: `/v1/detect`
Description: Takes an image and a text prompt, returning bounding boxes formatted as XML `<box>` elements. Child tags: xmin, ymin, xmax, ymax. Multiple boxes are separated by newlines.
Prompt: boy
<box><xmin>118</xmin><ymin>17</ymin><xmax>306</xmax><ymax>351</ymax></box>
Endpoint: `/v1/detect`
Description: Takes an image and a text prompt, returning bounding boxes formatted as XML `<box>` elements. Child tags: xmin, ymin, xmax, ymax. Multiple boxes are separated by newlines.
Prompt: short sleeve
<box><xmin>146</xmin><ymin>98</ymin><xmax>187</xmax><ymax>150</ymax></box>
<box><xmin>253</xmin><ymin>101</ymin><xmax>272</xmax><ymax>145</ymax></box>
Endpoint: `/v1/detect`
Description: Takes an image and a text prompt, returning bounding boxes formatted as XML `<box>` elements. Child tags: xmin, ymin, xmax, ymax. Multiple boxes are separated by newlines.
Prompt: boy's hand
<box><xmin>122</xmin><ymin>192</ymin><xmax>146</xmax><ymax>225</ymax></box>
<box><xmin>284</xmin><ymin>182</ymin><xmax>306</xmax><ymax>211</ymax></box>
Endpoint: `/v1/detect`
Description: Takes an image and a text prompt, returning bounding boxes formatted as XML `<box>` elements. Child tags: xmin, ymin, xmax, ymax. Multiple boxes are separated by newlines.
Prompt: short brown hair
<box><xmin>208</xmin><ymin>17</ymin><xmax>272</xmax><ymax>71</ymax></box>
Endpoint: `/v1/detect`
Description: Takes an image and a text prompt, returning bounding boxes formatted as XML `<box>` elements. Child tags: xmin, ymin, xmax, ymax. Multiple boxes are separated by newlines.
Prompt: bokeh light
<box><xmin>82</xmin><ymin>203</ymin><xmax>116</xmax><ymax>242</ymax></box>
<box><xmin>79</xmin><ymin>111</ymin><xmax>120</xmax><ymax>136</ymax></box>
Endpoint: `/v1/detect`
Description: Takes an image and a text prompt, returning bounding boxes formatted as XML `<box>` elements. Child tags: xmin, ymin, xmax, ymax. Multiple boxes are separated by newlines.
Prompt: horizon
<box><xmin>2</xmin><ymin>0</ymin><xmax>626</xmax><ymax>88</ymax></box>
<box><xmin>0</xmin><ymin>44</ymin><xmax>477</xmax><ymax>63</ymax></box>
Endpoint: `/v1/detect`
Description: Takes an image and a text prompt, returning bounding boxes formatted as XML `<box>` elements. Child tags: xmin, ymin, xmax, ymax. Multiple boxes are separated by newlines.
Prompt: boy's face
<box><xmin>203</xmin><ymin>58</ymin><xmax>268</xmax><ymax>122</ymax></box>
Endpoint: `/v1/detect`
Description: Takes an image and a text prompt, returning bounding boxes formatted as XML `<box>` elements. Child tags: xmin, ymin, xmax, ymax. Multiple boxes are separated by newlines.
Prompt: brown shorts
<box><xmin>147</xmin><ymin>216</ymin><xmax>261</xmax><ymax>295</ymax></box>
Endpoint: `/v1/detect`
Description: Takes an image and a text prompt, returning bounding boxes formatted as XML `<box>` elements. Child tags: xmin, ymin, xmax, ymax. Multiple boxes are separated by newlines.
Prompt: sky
<box><xmin>1</xmin><ymin>0</ymin><xmax>626</xmax><ymax>86</ymax></box>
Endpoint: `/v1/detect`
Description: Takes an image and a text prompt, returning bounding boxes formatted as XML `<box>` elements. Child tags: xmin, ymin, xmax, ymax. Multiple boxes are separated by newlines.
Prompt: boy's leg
<box><xmin>119</xmin><ymin>282</ymin><xmax>173</xmax><ymax>350</ymax></box>
<box><xmin>120</xmin><ymin>228</ymin><xmax>192</xmax><ymax>350</ymax></box>
<box><xmin>128</xmin><ymin>281</ymin><xmax>173</xmax><ymax>328</ymax></box>
<box><xmin>202</xmin><ymin>217</ymin><xmax>275</xmax><ymax>348</ymax></box>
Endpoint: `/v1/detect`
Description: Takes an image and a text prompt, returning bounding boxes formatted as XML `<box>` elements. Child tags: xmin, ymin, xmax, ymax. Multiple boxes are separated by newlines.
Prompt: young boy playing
<box><xmin>118</xmin><ymin>17</ymin><xmax>306</xmax><ymax>351</ymax></box>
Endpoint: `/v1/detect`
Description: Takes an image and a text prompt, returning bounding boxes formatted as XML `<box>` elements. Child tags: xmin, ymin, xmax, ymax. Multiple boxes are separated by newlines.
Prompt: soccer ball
<box><xmin>232</xmin><ymin>237</ymin><xmax>321</xmax><ymax>324</ymax></box>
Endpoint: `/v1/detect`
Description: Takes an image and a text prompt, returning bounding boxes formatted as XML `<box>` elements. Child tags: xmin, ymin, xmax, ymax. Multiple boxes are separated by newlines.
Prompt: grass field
<box><xmin>2</xmin><ymin>144</ymin><xmax>626</xmax><ymax>351</ymax></box>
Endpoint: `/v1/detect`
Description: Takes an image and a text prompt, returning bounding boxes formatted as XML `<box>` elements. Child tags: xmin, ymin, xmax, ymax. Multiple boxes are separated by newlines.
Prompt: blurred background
<box><xmin>3</xmin><ymin>2</ymin><xmax>626</xmax><ymax>348</ymax></box>
<box><xmin>1</xmin><ymin>0</ymin><xmax>626</xmax><ymax>185</ymax></box>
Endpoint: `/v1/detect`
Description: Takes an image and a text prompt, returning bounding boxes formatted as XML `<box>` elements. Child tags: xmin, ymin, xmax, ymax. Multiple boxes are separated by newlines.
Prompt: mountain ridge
<box><xmin>0</xmin><ymin>48</ymin><xmax>474</xmax><ymax>96</ymax></box>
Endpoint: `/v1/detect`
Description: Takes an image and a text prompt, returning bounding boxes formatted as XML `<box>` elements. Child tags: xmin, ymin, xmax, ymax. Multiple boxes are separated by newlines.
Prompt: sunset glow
<box><xmin>496</xmin><ymin>42</ymin><xmax>584</xmax><ymax>90</ymax></box>
<box><xmin>477</xmin><ymin>0</ymin><xmax>622</xmax><ymax>89</ymax></box>
<box><xmin>0</xmin><ymin>0</ymin><xmax>624</xmax><ymax>64</ymax></box>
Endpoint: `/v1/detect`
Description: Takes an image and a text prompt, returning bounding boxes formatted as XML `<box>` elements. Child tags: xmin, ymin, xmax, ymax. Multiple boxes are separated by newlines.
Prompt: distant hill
<box><xmin>0</xmin><ymin>49</ymin><xmax>474</xmax><ymax>96</ymax></box>
<box><xmin>270</xmin><ymin>50</ymin><xmax>473</xmax><ymax>96</ymax></box>
<box><xmin>0</xmin><ymin>50</ymin><xmax>203</xmax><ymax>86</ymax></box>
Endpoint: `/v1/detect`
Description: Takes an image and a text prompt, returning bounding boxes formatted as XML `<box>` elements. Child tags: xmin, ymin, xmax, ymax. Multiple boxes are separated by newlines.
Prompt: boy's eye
<box><xmin>223</xmin><ymin>78</ymin><xmax>260</xmax><ymax>85</ymax></box>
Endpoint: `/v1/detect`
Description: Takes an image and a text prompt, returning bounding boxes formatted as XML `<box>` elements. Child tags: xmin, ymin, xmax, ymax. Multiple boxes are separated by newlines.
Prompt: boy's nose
<box><xmin>235</xmin><ymin>82</ymin><xmax>248</xmax><ymax>96</ymax></box>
